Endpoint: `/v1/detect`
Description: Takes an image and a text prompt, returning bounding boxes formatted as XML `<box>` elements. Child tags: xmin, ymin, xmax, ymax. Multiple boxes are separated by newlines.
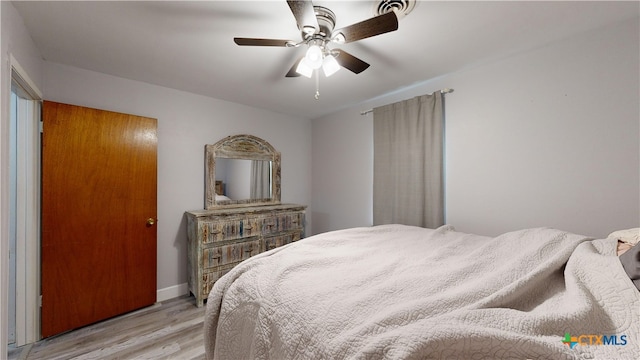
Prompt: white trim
<box><xmin>9</xmin><ymin>54</ymin><xmax>42</xmax><ymax>99</ymax></box>
<box><xmin>14</xmin><ymin>97</ymin><xmax>40</xmax><ymax>346</ymax></box>
<box><xmin>14</xmin><ymin>95</ymin><xmax>27</xmax><ymax>346</ymax></box>
<box><xmin>2</xmin><ymin>45</ymin><xmax>10</xmax><ymax>359</ymax></box>
<box><xmin>7</xmin><ymin>54</ymin><xmax>43</xmax><ymax>347</ymax></box>
<box><xmin>156</xmin><ymin>283</ymin><xmax>190</xmax><ymax>303</ymax></box>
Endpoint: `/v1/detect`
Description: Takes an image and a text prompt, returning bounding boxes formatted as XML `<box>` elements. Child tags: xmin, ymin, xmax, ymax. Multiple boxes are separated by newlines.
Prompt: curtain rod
<box><xmin>360</xmin><ymin>88</ymin><xmax>454</xmax><ymax>116</ymax></box>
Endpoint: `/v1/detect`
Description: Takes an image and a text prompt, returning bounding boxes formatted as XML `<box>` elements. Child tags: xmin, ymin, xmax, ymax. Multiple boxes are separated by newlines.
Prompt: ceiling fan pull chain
<box><xmin>315</xmin><ymin>70</ymin><xmax>320</xmax><ymax>100</ymax></box>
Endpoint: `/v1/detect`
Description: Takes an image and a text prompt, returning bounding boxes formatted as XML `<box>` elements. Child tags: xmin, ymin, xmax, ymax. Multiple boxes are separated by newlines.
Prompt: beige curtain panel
<box><xmin>373</xmin><ymin>92</ymin><xmax>444</xmax><ymax>228</ymax></box>
<box><xmin>250</xmin><ymin>160</ymin><xmax>271</xmax><ymax>199</ymax></box>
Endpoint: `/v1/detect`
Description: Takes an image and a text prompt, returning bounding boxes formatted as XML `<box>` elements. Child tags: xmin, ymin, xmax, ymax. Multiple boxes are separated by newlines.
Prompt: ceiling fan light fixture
<box><xmin>296</xmin><ymin>58</ymin><xmax>314</xmax><ymax>78</ymax></box>
<box><xmin>235</xmin><ymin>1</ymin><xmax>400</xmax><ymax>81</ymax></box>
<box><xmin>322</xmin><ymin>54</ymin><xmax>340</xmax><ymax>77</ymax></box>
<box><xmin>305</xmin><ymin>44</ymin><xmax>324</xmax><ymax>69</ymax></box>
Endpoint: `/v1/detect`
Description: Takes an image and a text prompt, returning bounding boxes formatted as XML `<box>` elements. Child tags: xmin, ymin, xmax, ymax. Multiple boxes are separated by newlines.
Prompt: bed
<box><xmin>204</xmin><ymin>224</ymin><xmax>639</xmax><ymax>359</ymax></box>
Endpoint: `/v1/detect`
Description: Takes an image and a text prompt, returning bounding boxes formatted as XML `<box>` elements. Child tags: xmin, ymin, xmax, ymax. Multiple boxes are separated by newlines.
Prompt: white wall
<box><xmin>311</xmin><ymin>109</ymin><xmax>373</xmax><ymax>234</ymax></box>
<box><xmin>311</xmin><ymin>17</ymin><xmax>639</xmax><ymax>239</ymax></box>
<box><xmin>216</xmin><ymin>158</ymin><xmax>252</xmax><ymax>200</ymax></box>
<box><xmin>43</xmin><ymin>62</ymin><xmax>312</xmax><ymax>294</ymax></box>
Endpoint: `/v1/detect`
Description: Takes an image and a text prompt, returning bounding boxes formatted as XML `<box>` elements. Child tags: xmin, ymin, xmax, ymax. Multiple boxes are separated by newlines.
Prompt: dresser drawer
<box><xmin>263</xmin><ymin>231</ymin><xmax>302</xmax><ymax>252</ymax></box>
<box><xmin>187</xmin><ymin>204</ymin><xmax>306</xmax><ymax>307</ymax></box>
<box><xmin>200</xmin><ymin>218</ymin><xmax>261</xmax><ymax>244</ymax></box>
<box><xmin>202</xmin><ymin>239</ymin><xmax>260</xmax><ymax>269</ymax></box>
<box><xmin>201</xmin><ymin>263</ymin><xmax>238</xmax><ymax>297</ymax></box>
<box><xmin>262</xmin><ymin>212</ymin><xmax>304</xmax><ymax>235</ymax></box>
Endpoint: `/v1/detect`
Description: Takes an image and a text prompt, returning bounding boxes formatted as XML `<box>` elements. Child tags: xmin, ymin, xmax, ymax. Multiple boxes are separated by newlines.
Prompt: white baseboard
<box><xmin>156</xmin><ymin>283</ymin><xmax>189</xmax><ymax>303</ymax></box>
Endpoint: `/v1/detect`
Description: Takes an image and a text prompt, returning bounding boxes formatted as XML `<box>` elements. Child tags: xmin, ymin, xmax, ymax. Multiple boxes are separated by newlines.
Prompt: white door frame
<box><xmin>6</xmin><ymin>54</ymin><xmax>42</xmax><ymax>348</ymax></box>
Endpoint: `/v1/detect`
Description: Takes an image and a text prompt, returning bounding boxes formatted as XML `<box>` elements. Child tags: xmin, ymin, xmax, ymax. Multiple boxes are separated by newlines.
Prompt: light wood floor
<box><xmin>7</xmin><ymin>296</ymin><xmax>206</xmax><ymax>360</ymax></box>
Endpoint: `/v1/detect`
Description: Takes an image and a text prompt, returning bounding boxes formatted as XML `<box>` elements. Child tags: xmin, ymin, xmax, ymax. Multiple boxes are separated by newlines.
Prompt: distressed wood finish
<box><xmin>7</xmin><ymin>296</ymin><xmax>205</xmax><ymax>360</ymax></box>
<box><xmin>205</xmin><ymin>134</ymin><xmax>281</xmax><ymax>209</ymax></box>
<box><xmin>193</xmin><ymin>134</ymin><xmax>305</xmax><ymax>306</ymax></box>
<box><xmin>186</xmin><ymin>204</ymin><xmax>306</xmax><ymax>307</ymax></box>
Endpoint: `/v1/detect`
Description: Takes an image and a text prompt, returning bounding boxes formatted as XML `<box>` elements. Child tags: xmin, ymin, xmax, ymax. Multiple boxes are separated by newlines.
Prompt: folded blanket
<box><xmin>205</xmin><ymin>225</ymin><xmax>640</xmax><ymax>360</ymax></box>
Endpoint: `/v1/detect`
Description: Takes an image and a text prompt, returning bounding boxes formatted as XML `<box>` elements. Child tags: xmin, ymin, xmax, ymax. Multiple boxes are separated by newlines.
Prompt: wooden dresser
<box><xmin>186</xmin><ymin>203</ymin><xmax>306</xmax><ymax>307</ymax></box>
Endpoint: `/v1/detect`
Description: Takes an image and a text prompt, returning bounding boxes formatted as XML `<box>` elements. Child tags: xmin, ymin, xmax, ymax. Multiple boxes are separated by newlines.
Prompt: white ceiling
<box><xmin>12</xmin><ymin>1</ymin><xmax>639</xmax><ymax>119</ymax></box>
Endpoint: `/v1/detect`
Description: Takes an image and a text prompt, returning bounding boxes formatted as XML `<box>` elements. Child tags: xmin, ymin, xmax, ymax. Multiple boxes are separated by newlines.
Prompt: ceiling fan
<box><xmin>233</xmin><ymin>0</ymin><xmax>399</xmax><ymax>79</ymax></box>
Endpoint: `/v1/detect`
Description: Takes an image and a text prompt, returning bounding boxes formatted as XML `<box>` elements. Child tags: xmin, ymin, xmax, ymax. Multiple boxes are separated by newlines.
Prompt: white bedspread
<box><xmin>204</xmin><ymin>225</ymin><xmax>640</xmax><ymax>359</ymax></box>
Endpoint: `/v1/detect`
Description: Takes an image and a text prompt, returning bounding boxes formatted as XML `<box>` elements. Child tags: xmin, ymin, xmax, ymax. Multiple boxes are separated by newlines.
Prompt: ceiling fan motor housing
<box><xmin>311</xmin><ymin>6</ymin><xmax>336</xmax><ymax>38</ymax></box>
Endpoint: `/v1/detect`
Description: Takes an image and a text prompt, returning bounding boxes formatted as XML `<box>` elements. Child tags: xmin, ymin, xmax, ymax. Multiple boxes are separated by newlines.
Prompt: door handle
<box><xmin>146</xmin><ymin>218</ymin><xmax>157</xmax><ymax>226</ymax></box>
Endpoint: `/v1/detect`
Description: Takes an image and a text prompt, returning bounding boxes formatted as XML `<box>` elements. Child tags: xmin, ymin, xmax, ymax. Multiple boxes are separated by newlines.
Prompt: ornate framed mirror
<box><xmin>205</xmin><ymin>134</ymin><xmax>281</xmax><ymax>209</ymax></box>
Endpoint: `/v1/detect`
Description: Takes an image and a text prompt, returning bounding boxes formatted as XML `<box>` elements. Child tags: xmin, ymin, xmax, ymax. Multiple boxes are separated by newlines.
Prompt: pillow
<box><xmin>619</xmin><ymin>242</ymin><xmax>640</xmax><ymax>291</ymax></box>
<box><xmin>215</xmin><ymin>194</ymin><xmax>231</xmax><ymax>201</ymax></box>
<box><xmin>617</xmin><ymin>241</ymin><xmax>634</xmax><ymax>256</ymax></box>
<box><xmin>608</xmin><ymin>228</ymin><xmax>639</xmax><ymax>246</ymax></box>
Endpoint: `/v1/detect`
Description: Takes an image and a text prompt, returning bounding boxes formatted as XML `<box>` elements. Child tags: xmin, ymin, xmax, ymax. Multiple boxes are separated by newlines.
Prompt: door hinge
<box><xmin>39</xmin><ymin>120</ymin><xmax>44</xmax><ymax>133</ymax></box>
<box><xmin>38</xmin><ymin>295</ymin><xmax>43</xmax><ymax>307</ymax></box>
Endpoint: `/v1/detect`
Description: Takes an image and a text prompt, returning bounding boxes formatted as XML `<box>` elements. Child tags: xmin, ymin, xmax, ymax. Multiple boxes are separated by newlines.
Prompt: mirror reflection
<box><xmin>215</xmin><ymin>158</ymin><xmax>272</xmax><ymax>201</ymax></box>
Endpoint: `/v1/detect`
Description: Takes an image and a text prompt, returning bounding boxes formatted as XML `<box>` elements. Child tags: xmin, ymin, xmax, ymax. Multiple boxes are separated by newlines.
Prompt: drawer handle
<box><xmin>204</xmin><ymin>227</ymin><xmax>221</xmax><ymax>235</ymax></box>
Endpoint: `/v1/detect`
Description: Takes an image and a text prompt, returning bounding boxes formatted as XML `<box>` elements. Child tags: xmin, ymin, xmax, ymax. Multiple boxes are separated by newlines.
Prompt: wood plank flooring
<box><xmin>7</xmin><ymin>296</ymin><xmax>206</xmax><ymax>360</ymax></box>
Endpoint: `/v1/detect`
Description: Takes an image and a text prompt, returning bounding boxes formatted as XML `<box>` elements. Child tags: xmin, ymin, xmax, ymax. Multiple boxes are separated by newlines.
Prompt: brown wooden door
<box><xmin>41</xmin><ymin>101</ymin><xmax>157</xmax><ymax>338</ymax></box>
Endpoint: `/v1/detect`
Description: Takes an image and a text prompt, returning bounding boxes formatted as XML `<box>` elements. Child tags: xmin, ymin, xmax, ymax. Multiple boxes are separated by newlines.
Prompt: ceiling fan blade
<box><xmin>332</xmin><ymin>11</ymin><xmax>398</xmax><ymax>44</ymax></box>
<box><xmin>287</xmin><ymin>0</ymin><xmax>319</xmax><ymax>34</ymax></box>
<box><xmin>286</xmin><ymin>57</ymin><xmax>303</xmax><ymax>77</ymax></box>
<box><xmin>334</xmin><ymin>49</ymin><xmax>370</xmax><ymax>74</ymax></box>
<box><xmin>234</xmin><ymin>38</ymin><xmax>294</xmax><ymax>47</ymax></box>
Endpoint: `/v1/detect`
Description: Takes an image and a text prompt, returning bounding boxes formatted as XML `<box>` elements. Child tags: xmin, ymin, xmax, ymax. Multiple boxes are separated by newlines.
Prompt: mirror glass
<box><xmin>215</xmin><ymin>158</ymin><xmax>272</xmax><ymax>201</ymax></box>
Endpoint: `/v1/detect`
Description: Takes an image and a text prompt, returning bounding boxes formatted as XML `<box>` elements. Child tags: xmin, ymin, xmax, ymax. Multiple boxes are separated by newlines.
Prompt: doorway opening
<box><xmin>8</xmin><ymin>63</ymin><xmax>42</xmax><ymax>349</ymax></box>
